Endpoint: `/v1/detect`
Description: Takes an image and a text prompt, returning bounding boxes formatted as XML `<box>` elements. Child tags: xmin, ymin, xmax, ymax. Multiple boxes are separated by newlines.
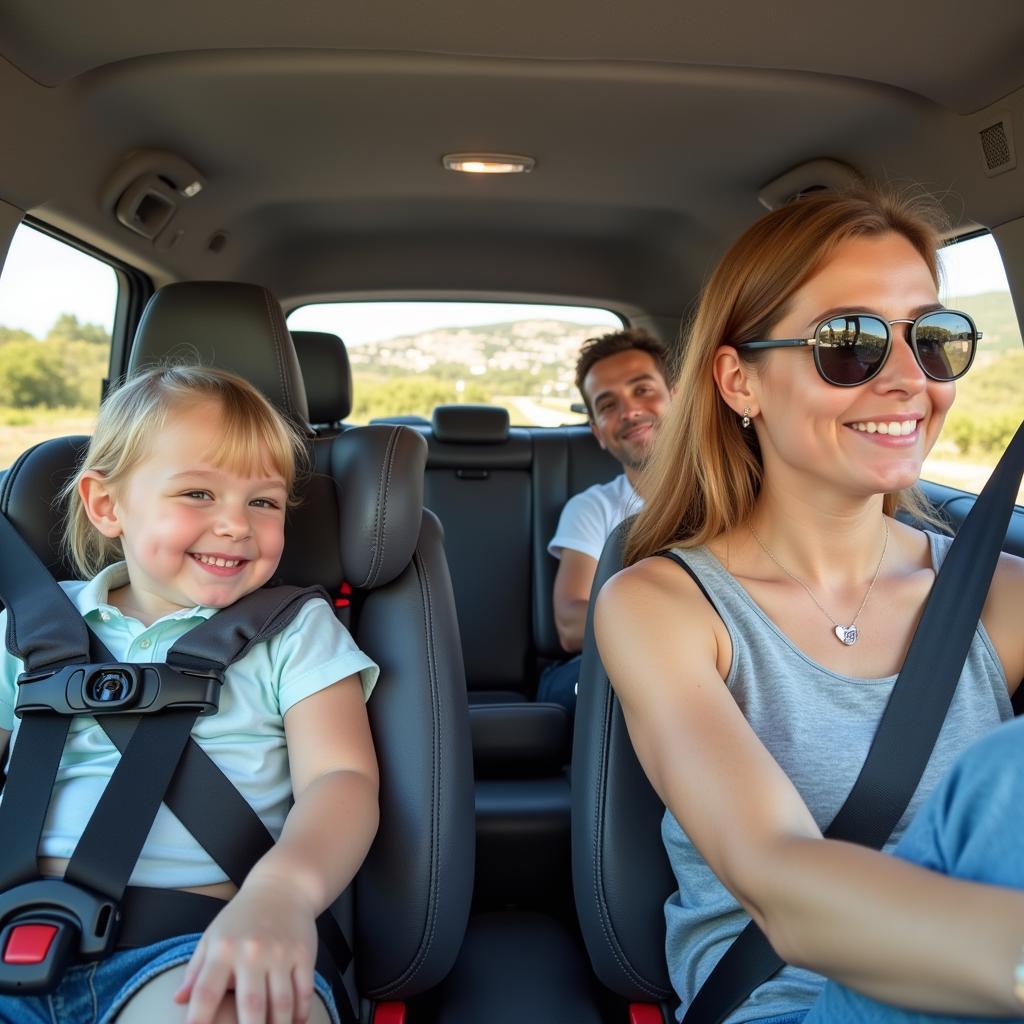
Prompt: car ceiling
<box><xmin>2</xmin><ymin>0</ymin><xmax>1023</xmax><ymax>324</ymax></box>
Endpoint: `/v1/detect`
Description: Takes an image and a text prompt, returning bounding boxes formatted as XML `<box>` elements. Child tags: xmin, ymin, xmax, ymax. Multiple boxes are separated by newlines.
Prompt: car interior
<box><xmin>0</xmin><ymin>2</ymin><xmax>1022</xmax><ymax>1022</ymax></box>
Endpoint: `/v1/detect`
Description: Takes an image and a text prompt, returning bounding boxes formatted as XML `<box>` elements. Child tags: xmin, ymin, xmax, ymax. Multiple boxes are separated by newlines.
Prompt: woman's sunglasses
<box><xmin>735</xmin><ymin>309</ymin><xmax>980</xmax><ymax>387</ymax></box>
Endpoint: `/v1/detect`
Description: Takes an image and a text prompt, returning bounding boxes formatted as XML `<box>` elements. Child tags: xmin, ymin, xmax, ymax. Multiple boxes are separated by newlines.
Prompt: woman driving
<box><xmin>595</xmin><ymin>187</ymin><xmax>1024</xmax><ymax>1023</ymax></box>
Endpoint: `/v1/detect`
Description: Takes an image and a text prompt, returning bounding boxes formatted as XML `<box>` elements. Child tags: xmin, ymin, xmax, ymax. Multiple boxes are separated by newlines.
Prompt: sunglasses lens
<box><xmin>817</xmin><ymin>315</ymin><xmax>889</xmax><ymax>385</ymax></box>
<box><xmin>914</xmin><ymin>312</ymin><xmax>976</xmax><ymax>380</ymax></box>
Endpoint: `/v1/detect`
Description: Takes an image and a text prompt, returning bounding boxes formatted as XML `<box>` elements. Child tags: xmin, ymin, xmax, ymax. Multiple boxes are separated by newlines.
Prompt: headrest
<box><xmin>2</xmin><ymin>428</ymin><xmax>426</xmax><ymax>597</ymax></box>
<box><xmin>129</xmin><ymin>282</ymin><xmax>309</xmax><ymax>425</ymax></box>
<box><xmin>432</xmin><ymin>404</ymin><xmax>510</xmax><ymax>444</ymax></box>
<box><xmin>0</xmin><ymin>436</ymin><xmax>89</xmax><ymax>582</ymax></box>
<box><xmin>329</xmin><ymin>425</ymin><xmax>427</xmax><ymax>589</ymax></box>
<box><xmin>290</xmin><ymin>330</ymin><xmax>353</xmax><ymax>423</ymax></box>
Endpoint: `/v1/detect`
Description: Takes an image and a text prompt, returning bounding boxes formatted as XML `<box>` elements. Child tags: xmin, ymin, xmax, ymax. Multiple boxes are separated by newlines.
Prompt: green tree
<box><xmin>45</xmin><ymin>312</ymin><xmax>110</xmax><ymax>346</ymax></box>
<box><xmin>0</xmin><ymin>326</ymin><xmax>35</xmax><ymax>345</ymax></box>
<box><xmin>0</xmin><ymin>338</ymin><xmax>105</xmax><ymax>408</ymax></box>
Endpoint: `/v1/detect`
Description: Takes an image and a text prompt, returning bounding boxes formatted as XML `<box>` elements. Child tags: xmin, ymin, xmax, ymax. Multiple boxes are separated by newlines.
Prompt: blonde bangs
<box><xmin>205</xmin><ymin>388</ymin><xmax>304</xmax><ymax>496</ymax></box>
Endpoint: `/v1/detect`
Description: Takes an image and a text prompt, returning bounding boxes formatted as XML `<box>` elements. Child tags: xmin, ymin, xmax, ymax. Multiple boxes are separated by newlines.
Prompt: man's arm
<box><xmin>553</xmin><ymin>548</ymin><xmax>599</xmax><ymax>653</ymax></box>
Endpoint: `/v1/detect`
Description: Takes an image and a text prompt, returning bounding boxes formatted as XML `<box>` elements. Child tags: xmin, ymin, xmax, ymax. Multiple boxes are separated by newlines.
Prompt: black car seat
<box><xmin>571</xmin><ymin>519</ymin><xmax>677</xmax><ymax>1020</ymax></box>
<box><xmin>290</xmin><ymin>329</ymin><xmax>354</xmax><ymax>437</ymax></box>
<box><xmin>0</xmin><ymin>281</ymin><xmax>475</xmax><ymax>1016</ymax></box>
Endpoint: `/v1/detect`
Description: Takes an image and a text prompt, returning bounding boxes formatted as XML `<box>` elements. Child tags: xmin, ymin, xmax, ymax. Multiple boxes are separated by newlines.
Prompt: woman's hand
<box><xmin>174</xmin><ymin>876</ymin><xmax>320</xmax><ymax>1024</ymax></box>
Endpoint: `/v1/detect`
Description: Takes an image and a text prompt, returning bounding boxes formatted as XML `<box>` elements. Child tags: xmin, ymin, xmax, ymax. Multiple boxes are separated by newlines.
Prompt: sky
<box><xmin>0</xmin><ymin>222</ymin><xmax>1014</xmax><ymax>342</ymax></box>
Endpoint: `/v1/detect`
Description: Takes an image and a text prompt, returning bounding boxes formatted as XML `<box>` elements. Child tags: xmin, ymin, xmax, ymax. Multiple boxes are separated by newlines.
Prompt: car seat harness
<box><xmin>0</xmin><ymin>513</ymin><xmax>356</xmax><ymax>1021</ymax></box>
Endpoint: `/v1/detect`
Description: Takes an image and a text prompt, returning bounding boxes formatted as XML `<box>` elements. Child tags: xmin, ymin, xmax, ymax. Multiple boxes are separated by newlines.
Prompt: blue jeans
<box><xmin>0</xmin><ymin>932</ymin><xmax>341</xmax><ymax>1024</ymax></box>
<box><xmin>536</xmin><ymin>654</ymin><xmax>581</xmax><ymax>715</ymax></box>
<box><xmin>801</xmin><ymin>715</ymin><xmax>1024</xmax><ymax>1023</ymax></box>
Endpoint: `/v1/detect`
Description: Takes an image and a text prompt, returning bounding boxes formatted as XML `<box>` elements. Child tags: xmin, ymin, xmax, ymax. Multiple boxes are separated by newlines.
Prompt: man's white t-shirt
<box><xmin>547</xmin><ymin>473</ymin><xmax>643</xmax><ymax>562</ymax></box>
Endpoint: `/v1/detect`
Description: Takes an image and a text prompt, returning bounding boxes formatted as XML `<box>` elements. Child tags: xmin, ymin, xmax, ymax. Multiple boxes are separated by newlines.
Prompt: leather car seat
<box><xmin>0</xmin><ymin>281</ymin><xmax>475</xmax><ymax>1009</ymax></box>
<box><xmin>571</xmin><ymin>519</ymin><xmax>677</xmax><ymax>1011</ymax></box>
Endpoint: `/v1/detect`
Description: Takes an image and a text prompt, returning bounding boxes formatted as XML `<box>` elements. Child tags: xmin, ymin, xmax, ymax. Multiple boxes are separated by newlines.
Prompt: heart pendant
<box><xmin>835</xmin><ymin>624</ymin><xmax>858</xmax><ymax>646</ymax></box>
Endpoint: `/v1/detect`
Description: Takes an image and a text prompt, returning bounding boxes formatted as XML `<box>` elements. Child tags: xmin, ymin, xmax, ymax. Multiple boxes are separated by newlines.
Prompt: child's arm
<box><xmin>175</xmin><ymin>674</ymin><xmax>378</xmax><ymax>1024</ymax></box>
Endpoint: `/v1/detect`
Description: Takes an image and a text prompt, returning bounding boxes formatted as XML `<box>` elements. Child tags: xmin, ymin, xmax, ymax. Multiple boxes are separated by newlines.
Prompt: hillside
<box><xmin>943</xmin><ymin>290</ymin><xmax>1022</xmax><ymax>353</ymax></box>
<box><xmin>348</xmin><ymin>319</ymin><xmax>605</xmax><ymax>392</ymax></box>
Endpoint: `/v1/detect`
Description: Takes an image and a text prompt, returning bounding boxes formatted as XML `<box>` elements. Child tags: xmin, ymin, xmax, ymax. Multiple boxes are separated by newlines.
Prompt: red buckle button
<box><xmin>3</xmin><ymin>924</ymin><xmax>58</xmax><ymax>965</ymax></box>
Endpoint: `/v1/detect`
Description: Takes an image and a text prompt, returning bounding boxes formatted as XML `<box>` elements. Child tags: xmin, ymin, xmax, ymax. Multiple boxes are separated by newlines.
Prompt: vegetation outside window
<box><xmin>0</xmin><ymin>224</ymin><xmax>117</xmax><ymax>468</ymax></box>
<box><xmin>928</xmin><ymin>233</ymin><xmax>1023</xmax><ymax>502</ymax></box>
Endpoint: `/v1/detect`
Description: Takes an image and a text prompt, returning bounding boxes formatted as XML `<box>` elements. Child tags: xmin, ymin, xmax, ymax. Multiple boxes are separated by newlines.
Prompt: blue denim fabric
<box><xmin>0</xmin><ymin>933</ymin><xmax>340</xmax><ymax>1024</ymax></box>
<box><xmin>750</xmin><ymin>1015</ymin><xmax>808</xmax><ymax>1024</ymax></box>
<box><xmin>536</xmin><ymin>654</ymin><xmax>581</xmax><ymax>714</ymax></box>
<box><xmin>804</xmin><ymin>716</ymin><xmax>1024</xmax><ymax>1024</ymax></box>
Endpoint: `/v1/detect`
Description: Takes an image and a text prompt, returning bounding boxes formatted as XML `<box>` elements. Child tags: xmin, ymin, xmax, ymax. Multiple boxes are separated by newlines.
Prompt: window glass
<box><xmin>0</xmin><ymin>224</ymin><xmax>116</xmax><ymax>467</ymax></box>
<box><xmin>927</xmin><ymin>233</ymin><xmax>1023</xmax><ymax>500</ymax></box>
<box><xmin>286</xmin><ymin>301</ymin><xmax>623</xmax><ymax>426</ymax></box>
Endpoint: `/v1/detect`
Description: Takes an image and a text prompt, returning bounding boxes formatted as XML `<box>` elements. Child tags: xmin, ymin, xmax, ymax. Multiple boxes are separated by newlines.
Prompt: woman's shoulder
<box><xmin>596</xmin><ymin>550</ymin><xmax>725</xmax><ymax>643</ymax></box>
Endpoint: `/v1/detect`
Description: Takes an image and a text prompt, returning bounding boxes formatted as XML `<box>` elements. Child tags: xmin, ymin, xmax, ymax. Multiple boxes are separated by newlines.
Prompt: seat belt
<box><xmin>0</xmin><ymin>518</ymin><xmax>357</xmax><ymax>1021</ymax></box>
<box><xmin>673</xmin><ymin>417</ymin><xmax>1024</xmax><ymax>1024</ymax></box>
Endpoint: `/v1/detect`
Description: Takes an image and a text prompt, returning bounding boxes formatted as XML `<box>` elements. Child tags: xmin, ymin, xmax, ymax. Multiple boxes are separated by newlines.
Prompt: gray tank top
<box><xmin>662</xmin><ymin>531</ymin><xmax>1012</xmax><ymax>1023</ymax></box>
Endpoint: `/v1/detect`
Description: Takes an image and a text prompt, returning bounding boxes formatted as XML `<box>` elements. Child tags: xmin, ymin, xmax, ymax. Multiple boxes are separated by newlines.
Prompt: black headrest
<box><xmin>2</xmin><ymin>427</ymin><xmax>426</xmax><ymax>597</ymax></box>
<box><xmin>0</xmin><ymin>435</ymin><xmax>89</xmax><ymax>582</ymax></box>
<box><xmin>432</xmin><ymin>404</ymin><xmax>510</xmax><ymax>444</ymax></box>
<box><xmin>130</xmin><ymin>282</ymin><xmax>309</xmax><ymax>425</ymax></box>
<box><xmin>291</xmin><ymin>330</ymin><xmax>353</xmax><ymax>424</ymax></box>
<box><xmin>329</xmin><ymin>425</ymin><xmax>427</xmax><ymax>590</ymax></box>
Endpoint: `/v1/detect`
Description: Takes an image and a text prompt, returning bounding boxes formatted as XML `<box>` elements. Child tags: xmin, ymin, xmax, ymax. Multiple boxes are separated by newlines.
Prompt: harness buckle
<box><xmin>15</xmin><ymin>662</ymin><xmax>223</xmax><ymax>718</ymax></box>
<box><xmin>0</xmin><ymin>880</ymin><xmax>119</xmax><ymax>994</ymax></box>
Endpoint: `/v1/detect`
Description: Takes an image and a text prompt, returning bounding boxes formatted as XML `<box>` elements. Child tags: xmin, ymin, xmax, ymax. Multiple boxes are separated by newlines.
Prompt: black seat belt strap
<box><xmin>0</xmin><ymin>512</ymin><xmax>91</xmax><ymax>674</ymax></box>
<box><xmin>64</xmin><ymin>709</ymin><xmax>200</xmax><ymax>901</ymax></box>
<box><xmin>0</xmin><ymin>517</ymin><xmax>353</xmax><ymax>983</ymax></box>
<box><xmin>0</xmin><ymin>715</ymin><xmax>72</xmax><ymax>889</ymax></box>
<box><xmin>678</xmin><ymin>417</ymin><xmax>1024</xmax><ymax>1024</ymax></box>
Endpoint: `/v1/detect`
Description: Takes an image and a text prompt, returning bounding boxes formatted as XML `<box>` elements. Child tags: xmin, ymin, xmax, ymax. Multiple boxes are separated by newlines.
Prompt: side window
<box><xmin>0</xmin><ymin>224</ymin><xmax>117</xmax><ymax>468</ymax></box>
<box><xmin>926</xmin><ymin>233</ymin><xmax>1023</xmax><ymax>499</ymax></box>
<box><xmin>286</xmin><ymin>301</ymin><xmax>624</xmax><ymax>426</ymax></box>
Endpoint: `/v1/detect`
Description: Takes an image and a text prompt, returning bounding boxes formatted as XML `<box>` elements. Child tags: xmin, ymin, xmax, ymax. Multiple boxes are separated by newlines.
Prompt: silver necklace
<box><xmin>748</xmin><ymin>518</ymin><xmax>889</xmax><ymax>646</ymax></box>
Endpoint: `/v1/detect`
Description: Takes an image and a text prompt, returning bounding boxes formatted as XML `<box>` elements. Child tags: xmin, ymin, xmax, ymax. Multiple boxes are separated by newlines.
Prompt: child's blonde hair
<box><xmin>63</xmin><ymin>365</ymin><xmax>307</xmax><ymax>578</ymax></box>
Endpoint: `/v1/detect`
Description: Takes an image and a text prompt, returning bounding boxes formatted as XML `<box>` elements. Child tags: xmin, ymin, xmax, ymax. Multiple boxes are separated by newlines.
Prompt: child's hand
<box><xmin>174</xmin><ymin>878</ymin><xmax>320</xmax><ymax>1024</ymax></box>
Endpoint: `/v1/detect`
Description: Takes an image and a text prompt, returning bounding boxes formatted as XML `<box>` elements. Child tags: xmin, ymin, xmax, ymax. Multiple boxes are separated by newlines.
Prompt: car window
<box><xmin>926</xmin><ymin>232</ymin><xmax>1023</xmax><ymax>502</ymax></box>
<box><xmin>0</xmin><ymin>224</ymin><xmax>117</xmax><ymax>468</ymax></box>
<box><xmin>286</xmin><ymin>301</ymin><xmax>623</xmax><ymax>426</ymax></box>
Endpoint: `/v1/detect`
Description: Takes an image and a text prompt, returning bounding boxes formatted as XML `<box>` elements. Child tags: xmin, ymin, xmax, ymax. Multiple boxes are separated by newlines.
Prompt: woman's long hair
<box><xmin>625</xmin><ymin>187</ymin><xmax>948</xmax><ymax>565</ymax></box>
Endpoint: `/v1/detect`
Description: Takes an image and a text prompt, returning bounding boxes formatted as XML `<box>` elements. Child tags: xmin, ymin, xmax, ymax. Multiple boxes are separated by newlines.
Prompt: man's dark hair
<box><xmin>574</xmin><ymin>328</ymin><xmax>671</xmax><ymax>419</ymax></box>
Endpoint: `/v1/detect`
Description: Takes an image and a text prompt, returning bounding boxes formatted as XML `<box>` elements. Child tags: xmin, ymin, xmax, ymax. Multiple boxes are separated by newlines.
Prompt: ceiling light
<box><xmin>442</xmin><ymin>153</ymin><xmax>535</xmax><ymax>174</ymax></box>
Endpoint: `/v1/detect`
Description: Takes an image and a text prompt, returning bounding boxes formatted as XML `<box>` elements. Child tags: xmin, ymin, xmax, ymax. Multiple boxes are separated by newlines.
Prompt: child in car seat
<box><xmin>0</xmin><ymin>365</ymin><xmax>380</xmax><ymax>1024</ymax></box>
<box><xmin>596</xmin><ymin>188</ymin><xmax>1024</xmax><ymax>1023</ymax></box>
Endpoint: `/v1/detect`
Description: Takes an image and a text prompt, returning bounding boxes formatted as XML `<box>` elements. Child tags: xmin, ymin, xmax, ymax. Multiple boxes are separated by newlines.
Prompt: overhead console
<box><xmin>101</xmin><ymin>149</ymin><xmax>206</xmax><ymax>251</ymax></box>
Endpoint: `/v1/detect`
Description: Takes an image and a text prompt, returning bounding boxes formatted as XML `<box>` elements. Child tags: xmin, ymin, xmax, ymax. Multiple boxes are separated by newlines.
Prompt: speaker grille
<box><xmin>978</xmin><ymin>118</ymin><xmax>1016</xmax><ymax>176</ymax></box>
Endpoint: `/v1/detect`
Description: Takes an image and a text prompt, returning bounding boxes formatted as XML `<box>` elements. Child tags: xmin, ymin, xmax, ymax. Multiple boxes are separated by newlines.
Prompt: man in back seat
<box><xmin>539</xmin><ymin>328</ymin><xmax>674</xmax><ymax>711</ymax></box>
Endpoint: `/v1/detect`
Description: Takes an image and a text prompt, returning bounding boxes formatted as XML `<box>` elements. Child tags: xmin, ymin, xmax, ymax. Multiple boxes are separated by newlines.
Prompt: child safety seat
<box><xmin>0</xmin><ymin>281</ymin><xmax>475</xmax><ymax>1021</ymax></box>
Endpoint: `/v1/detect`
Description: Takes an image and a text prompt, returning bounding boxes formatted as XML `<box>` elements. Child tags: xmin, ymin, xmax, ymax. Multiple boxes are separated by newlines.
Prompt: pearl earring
<box><xmin>741</xmin><ymin>406</ymin><xmax>752</xmax><ymax>429</ymax></box>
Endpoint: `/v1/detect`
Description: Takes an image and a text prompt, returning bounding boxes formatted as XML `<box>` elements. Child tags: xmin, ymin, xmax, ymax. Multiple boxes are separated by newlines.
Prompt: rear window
<box><xmin>928</xmin><ymin>232</ymin><xmax>1023</xmax><ymax>501</ymax></box>
<box><xmin>286</xmin><ymin>301</ymin><xmax>623</xmax><ymax>426</ymax></box>
<box><xmin>0</xmin><ymin>224</ymin><xmax>117</xmax><ymax>468</ymax></box>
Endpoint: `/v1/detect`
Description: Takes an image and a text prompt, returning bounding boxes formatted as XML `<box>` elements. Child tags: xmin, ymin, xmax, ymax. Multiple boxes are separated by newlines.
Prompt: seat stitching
<box><xmin>374</xmin><ymin>549</ymin><xmax>442</xmax><ymax>994</ymax></box>
<box><xmin>261</xmin><ymin>287</ymin><xmax>292</xmax><ymax>415</ymax></box>
<box><xmin>591</xmin><ymin>679</ymin><xmax>666</xmax><ymax>997</ymax></box>
<box><xmin>367</xmin><ymin>428</ymin><xmax>398</xmax><ymax>589</ymax></box>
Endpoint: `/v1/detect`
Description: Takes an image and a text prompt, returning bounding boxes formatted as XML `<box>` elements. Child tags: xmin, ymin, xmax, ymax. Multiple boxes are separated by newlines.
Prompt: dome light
<box><xmin>442</xmin><ymin>153</ymin><xmax>535</xmax><ymax>174</ymax></box>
